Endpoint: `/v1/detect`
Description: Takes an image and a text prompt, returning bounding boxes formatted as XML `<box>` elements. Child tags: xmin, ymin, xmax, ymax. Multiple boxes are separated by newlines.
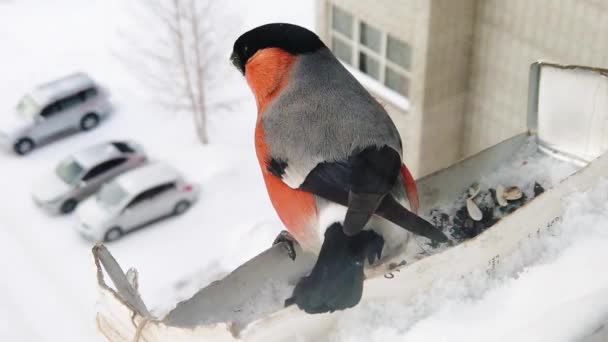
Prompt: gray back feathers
<box><xmin>262</xmin><ymin>48</ymin><xmax>403</xmax><ymax>187</ymax></box>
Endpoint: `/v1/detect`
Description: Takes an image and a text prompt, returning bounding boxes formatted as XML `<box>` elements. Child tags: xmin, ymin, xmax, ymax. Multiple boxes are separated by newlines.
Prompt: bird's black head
<box><xmin>231</xmin><ymin>23</ymin><xmax>326</xmax><ymax>74</ymax></box>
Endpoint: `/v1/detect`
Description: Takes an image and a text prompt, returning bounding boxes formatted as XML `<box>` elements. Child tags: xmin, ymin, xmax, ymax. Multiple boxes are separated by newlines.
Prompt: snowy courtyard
<box><xmin>1</xmin><ymin>1</ymin><xmax>608</xmax><ymax>341</ymax></box>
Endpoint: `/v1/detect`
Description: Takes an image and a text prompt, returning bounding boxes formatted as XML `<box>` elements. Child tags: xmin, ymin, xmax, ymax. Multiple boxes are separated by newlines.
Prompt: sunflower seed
<box><xmin>504</xmin><ymin>186</ymin><xmax>523</xmax><ymax>201</ymax></box>
<box><xmin>495</xmin><ymin>185</ymin><xmax>508</xmax><ymax>207</ymax></box>
<box><xmin>466</xmin><ymin>198</ymin><xmax>483</xmax><ymax>221</ymax></box>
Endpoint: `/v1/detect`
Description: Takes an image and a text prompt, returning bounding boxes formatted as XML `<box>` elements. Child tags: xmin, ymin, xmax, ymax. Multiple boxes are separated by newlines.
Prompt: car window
<box><xmin>111</xmin><ymin>141</ymin><xmax>135</xmax><ymax>153</ymax></box>
<box><xmin>16</xmin><ymin>95</ymin><xmax>40</xmax><ymax>119</ymax></box>
<box><xmin>59</xmin><ymin>93</ymin><xmax>82</xmax><ymax>110</ymax></box>
<box><xmin>125</xmin><ymin>182</ymin><xmax>176</xmax><ymax>209</ymax></box>
<box><xmin>96</xmin><ymin>182</ymin><xmax>129</xmax><ymax>209</ymax></box>
<box><xmin>126</xmin><ymin>187</ymin><xmax>157</xmax><ymax>209</ymax></box>
<box><xmin>151</xmin><ymin>182</ymin><xmax>176</xmax><ymax>197</ymax></box>
<box><xmin>79</xmin><ymin>87</ymin><xmax>98</xmax><ymax>101</ymax></box>
<box><xmin>82</xmin><ymin>157</ymin><xmax>127</xmax><ymax>181</ymax></box>
<box><xmin>126</xmin><ymin>191</ymin><xmax>149</xmax><ymax>209</ymax></box>
<box><xmin>141</xmin><ymin>183</ymin><xmax>176</xmax><ymax>199</ymax></box>
<box><xmin>55</xmin><ymin>158</ymin><xmax>85</xmax><ymax>185</ymax></box>
<box><xmin>40</xmin><ymin>101</ymin><xmax>61</xmax><ymax>118</ymax></box>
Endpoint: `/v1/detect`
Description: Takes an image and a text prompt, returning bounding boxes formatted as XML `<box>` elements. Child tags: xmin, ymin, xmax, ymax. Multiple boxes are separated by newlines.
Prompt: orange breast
<box><xmin>255</xmin><ymin>124</ymin><xmax>318</xmax><ymax>247</ymax></box>
<box><xmin>246</xmin><ymin>48</ymin><xmax>319</xmax><ymax>248</ymax></box>
<box><xmin>245</xmin><ymin>47</ymin><xmax>296</xmax><ymax>113</ymax></box>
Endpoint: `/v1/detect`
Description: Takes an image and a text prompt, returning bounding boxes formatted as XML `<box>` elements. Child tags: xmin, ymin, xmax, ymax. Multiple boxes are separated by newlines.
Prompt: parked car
<box><xmin>76</xmin><ymin>163</ymin><xmax>200</xmax><ymax>242</ymax></box>
<box><xmin>0</xmin><ymin>72</ymin><xmax>112</xmax><ymax>155</ymax></box>
<box><xmin>32</xmin><ymin>141</ymin><xmax>146</xmax><ymax>214</ymax></box>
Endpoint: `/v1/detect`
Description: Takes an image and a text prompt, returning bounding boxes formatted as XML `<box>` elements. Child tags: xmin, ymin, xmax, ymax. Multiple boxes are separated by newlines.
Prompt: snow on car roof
<box><xmin>30</xmin><ymin>72</ymin><xmax>96</xmax><ymax>105</ymax></box>
<box><xmin>116</xmin><ymin>163</ymin><xmax>181</xmax><ymax>194</ymax></box>
<box><xmin>72</xmin><ymin>142</ymin><xmax>123</xmax><ymax>168</ymax></box>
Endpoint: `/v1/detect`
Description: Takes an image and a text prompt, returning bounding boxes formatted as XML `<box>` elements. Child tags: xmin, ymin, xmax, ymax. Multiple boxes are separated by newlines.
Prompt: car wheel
<box><xmin>104</xmin><ymin>227</ymin><xmax>124</xmax><ymax>242</ymax></box>
<box><xmin>80</xmin><ymin>113</ymin><xmax>99</xmax><ymax>131</ymax></box>
<box><xmin>60</xmin><ymin>199</ymin><xmax>78</xmax><ymax>214</ymax></box>
<box><xmin>13</xmin><ymin>138</ymin><xmax>35</xmax><ymax>155</ymax></box>
<box><xmin>173</xmin><ymin>200</ymin><xmax>191</xmax><ymax>215</ymax></box>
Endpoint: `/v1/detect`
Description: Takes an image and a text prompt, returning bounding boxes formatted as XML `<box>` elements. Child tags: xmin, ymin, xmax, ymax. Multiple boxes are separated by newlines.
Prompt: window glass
<box><xmin>359</xmin><ymin>52</ymin><xmax>380</xmax><ymax>80</ymax></box>
<box><xmin>126</xmin><ymin>183</ymin><xmax>175</xmax><ymax>209</ymax></box>
<box><xmin>385</xmin><ymin>67</ymin><xmax>410</xmax><ymax>97</ymax></box>
<box><xmin>83</xmin><ymin>158</ymin><xmax>127</xmax><ymax>181</ymax></box>
<box><xmin>332</xmin><ymin>37</ymin><xmax>353</xmax><ymax>64</ymax></box>
<box><xmin>60</xmin><ymin>94</ymin><xmax>82</xmax><ymax>110</ymax></box>
<box><xmin>328</xmin><ymin>11</ymin><xmax>411</xmax><ymax>99</ymax></box>
<box><xmin>148</xmin><ymin>183</ymin><xmax>176</xmax><ymax>198</ymax></box>
<box><xmin>127</xmin><ymin>191</ymin><xmax>149</xmax><ymax>209</ymax></box>
<box><xmin>85</xmin><ymin>87</ymin><xmax>98</xmax><ymax>99</ymax></box>
<box><xmin>40</xmin><ymin>102</ymin><xmax>61</xmax><ymax>118</ymax></box>
<box><xmin>55</xmin><ymin>158</ymin><xmax>84</xmax><ymax>185</ymax></box>
<box><xmin>78</xmin><ymin>87</ymin><xmax>98</xmax><ymax>102</ymax></box>
<box><xmin>331</xmin><ymin>5</ymin><xmax>353</xmax><ymax>38</ymax></box>
<box><xmin>16</xmin><ymin>95</ymin><xmax>40</xmax><ymax>119</ymax></box>
<box><xmin>359</xmin><ymin>22</ymin><xmax>381</xmax><ymax>52</ymax></box>
<box><xmin>111</xmin><ymin>141</ymin><xmax>135</xmax><ymax>153</ymax></box>
<box><xmin>387</xmin><ymin>35</ymin><xmax>411</xmax><ymax>70</ymax></box>
<box><xmin>97</xmin><ymin>182</ymin><xmax>129</xmax><ymax>209</ymax></box>
<box><xmin>104</xmin><ymin>158</ymin><xmax>127</xmax><ymax>170</ymax></box>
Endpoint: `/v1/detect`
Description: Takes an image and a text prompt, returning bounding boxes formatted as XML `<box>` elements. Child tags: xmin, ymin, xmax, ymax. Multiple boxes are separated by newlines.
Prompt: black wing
<box><xmin>299</xmin><ymin>146</ymin><xmax>448</xmax><ymax>243</ymax></box>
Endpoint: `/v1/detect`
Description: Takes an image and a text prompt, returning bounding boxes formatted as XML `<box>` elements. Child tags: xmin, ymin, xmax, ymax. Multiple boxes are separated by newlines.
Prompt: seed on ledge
<box><xmin>495</xmin><ymin>185</ymin><xmax>508</xmax><ymax>207</ymax></box>
<box><xmin>466</xmin><ymin>198</ymin><xmax>483</xmax><ymax>221</ymax></box>
<box><xmin>504</xmin><ymin>186</ymin><xmax>523</xmax><ymax>201</ymax></box>
<box><xmin>468</xmin><ymin>182</ymin><xmax>481</xmax><ymax>198</ymax></box>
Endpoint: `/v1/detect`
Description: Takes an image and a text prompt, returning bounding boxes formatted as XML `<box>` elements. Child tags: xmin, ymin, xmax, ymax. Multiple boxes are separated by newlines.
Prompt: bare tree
<box><xmin>120</xmin><ymin>0</ymin><xmax>234</xmax><ymax>144</ymax></box>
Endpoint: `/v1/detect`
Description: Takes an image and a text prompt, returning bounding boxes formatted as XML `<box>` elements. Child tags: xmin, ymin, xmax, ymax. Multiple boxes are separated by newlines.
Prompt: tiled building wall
<box><xmin>316</xmin><ymin>0</ymin><xmax>477</xmax><ymax>176</ymax></box>
<box><xmin>464</xmin><ymin>0</ymin><xmax>608</xmax><ymax>156</ymax></box>
<box><xmin>418</xmin><ymin>0</ymin><xmax>475</xmax><ymax>176</ymax></box>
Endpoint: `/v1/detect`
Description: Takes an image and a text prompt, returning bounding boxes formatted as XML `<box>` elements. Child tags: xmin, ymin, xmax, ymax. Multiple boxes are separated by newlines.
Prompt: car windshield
<box><xmin>55</xmin><ymin>158</ymin><xmax>84</xmax><ymax>185</ymax></box>
<box><xmin>96</xmin><ymin>182</ymin><xmax>129</xmax><ymax>209</ymax></box>
<box><xmin>16</xmin><ymin>95</ymin><xmax>40</xmax><ymax>119</ymax></box>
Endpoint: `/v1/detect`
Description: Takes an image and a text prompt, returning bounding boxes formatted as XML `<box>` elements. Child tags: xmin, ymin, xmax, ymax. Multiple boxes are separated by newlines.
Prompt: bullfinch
<box><xmin>231</xmin><ymin>23</ymin><xmax>448</xmax><ymax>314</ymax></box>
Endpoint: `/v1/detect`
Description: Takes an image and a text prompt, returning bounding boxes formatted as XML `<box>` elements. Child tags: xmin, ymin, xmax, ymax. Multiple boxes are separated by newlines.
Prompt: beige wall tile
<box><xmin>464</xmin><ymin>0</ymin><xmax>608</xmax><ymax>156</ymax></box>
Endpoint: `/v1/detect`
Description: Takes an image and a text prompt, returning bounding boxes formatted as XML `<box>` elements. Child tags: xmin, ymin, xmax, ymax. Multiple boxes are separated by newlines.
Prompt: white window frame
<box><xmin>329</xmin><ymin>4</ymin><xmax>411</xmax><ymax>100</ymax></box>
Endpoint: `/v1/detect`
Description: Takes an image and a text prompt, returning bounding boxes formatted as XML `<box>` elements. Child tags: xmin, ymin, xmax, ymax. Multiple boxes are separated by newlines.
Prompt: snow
<box><xmin>0</xmin><ymin>0</ymin><xmax>313</xmax><ymax>341</ymax></box>
<box><xmin>0</xmin><ymin>1</ymin><xmax>607</xmax><ymax>342</ymax></box>
<box><xmin>328</xmin><ymin>180</ymin><xmax>608</xmax><ymax>342</ymax></box>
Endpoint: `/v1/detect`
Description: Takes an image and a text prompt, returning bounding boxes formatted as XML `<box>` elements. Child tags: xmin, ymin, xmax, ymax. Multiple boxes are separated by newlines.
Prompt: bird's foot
<box><xmin>360</xmin><ymin>231</ymin><xmax>384</xmax><ymax>265</ymax></box>
<box><xmin>273</xmin><ymin>230</ymin><xmax>297</xmax><ymax>260</ymax></box>
<box><xmin>286</xmin><ymin>223</ymin><xmax>384</xmax><ymax>314</ymax></box>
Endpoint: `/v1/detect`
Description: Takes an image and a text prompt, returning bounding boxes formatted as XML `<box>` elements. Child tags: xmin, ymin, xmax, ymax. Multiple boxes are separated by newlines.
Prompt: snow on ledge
<box><xmin>343</xmin><ymin>63</ymin><xmax>411</xmax><ymax>112</ymax></box>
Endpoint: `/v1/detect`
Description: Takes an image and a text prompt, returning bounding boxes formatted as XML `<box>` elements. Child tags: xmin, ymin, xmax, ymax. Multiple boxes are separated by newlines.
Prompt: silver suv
<box><xmin>0</xmin><ymin>73</ymin><xmax>112</xmax><ymax>155</ymax></box>
<box><xmin>32</xmin><ymin>141</ymin><xmax>147</xmax><ymax>214</ymax></box>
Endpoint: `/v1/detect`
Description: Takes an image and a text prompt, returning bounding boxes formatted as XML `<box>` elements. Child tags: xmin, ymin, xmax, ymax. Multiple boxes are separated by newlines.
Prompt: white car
<box><xmin>0</xmin><ymin>73</ymin><xmax>112</xmax><ymax>155</ymax></box>
<box><xmin>76</xmin><ymin>163</ymin><xmax>200</xmax><ymax>242</ymax></box>
<box><xmin>31</xmin><ymin>141</ymin><xmax>147</xmax><ymax>214</ymax></box>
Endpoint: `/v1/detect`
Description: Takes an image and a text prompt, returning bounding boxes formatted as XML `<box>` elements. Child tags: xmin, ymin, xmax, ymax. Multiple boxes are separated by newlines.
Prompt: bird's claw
<box><xmin>273</xmin><ymin>230</ymin><xmax>297</xmax><ymax>260</ymax></box>
<box><xmin>365</xmin><ymin>232</ymin><xmax>384</xmax><ymax>265</ymax></box>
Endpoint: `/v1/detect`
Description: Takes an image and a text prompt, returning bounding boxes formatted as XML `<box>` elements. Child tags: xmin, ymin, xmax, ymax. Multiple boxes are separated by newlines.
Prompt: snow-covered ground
<box><xmin>0</xmin><ymin>1</ymin><xmax>314</xmax><ymax>341</ymax></box>
<box><xmin>329</xmin><ymin>180</ymin><xmax>608</xmax><ymax>341</ymax></box>
<box><xmin>1</xmin><ymin>1</ymin><xmax>607</xmax><ymax>342</ymax></box>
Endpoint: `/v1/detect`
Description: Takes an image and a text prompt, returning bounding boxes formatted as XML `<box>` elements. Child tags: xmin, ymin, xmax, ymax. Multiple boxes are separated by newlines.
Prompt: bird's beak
<box><xmin>230</xmin><ymin>51</ymin><xmax>244</xmax><ymax>74</ymax></box>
